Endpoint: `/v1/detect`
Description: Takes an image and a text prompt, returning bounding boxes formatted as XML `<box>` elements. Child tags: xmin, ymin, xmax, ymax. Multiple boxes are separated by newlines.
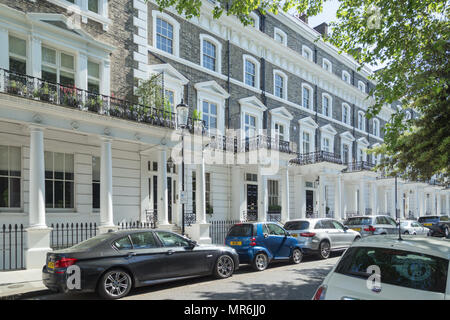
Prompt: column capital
<box><xmin>29</xmin><ymin>123</ymin><xmax>46</xmax><ymax>132</ymax></box>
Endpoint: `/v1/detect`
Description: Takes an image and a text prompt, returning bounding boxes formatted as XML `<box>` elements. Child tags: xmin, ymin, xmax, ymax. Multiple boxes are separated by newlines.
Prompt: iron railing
<box><xmin>117</xmin><ymin>220</ymin><xmax>155</xmax><ymax>230</ymax></box>
<box><xmin>345</xmin><ymin>212</ymin><xmax>360</xmax><ymax>218</ymax></box>
<box><xmin>50</xmin><ymin>223</ymin><xmax>98</xmax><ymax>250</ymax></box>
<box><xmin>0</xmin><ymin>68</ymin><xmax>205</xmax><ymax>135</ymax></box>
<box><xmin>145</xmin><ymin>209</ymin><xmax>158</xmax><ymax>228</ymax></box>
<box><xmin>1</xmin><ymin>224</ymin><xmax>25</xmax><ymax>271</ymax></box>
<box><xmin>345</xmin><ymin>161</ymin><xmax>375</xmax><ymax>172</ymax></box>
<box><xmin>207</xmin><ymin>134</ymin><xmax>294</xmax><ymax>154</ymax></box>
<box><xmin>185</xmin><ymin>211</ymin><xmax>197</xmax><ymax>226</ymax></box>
<box><xmin>209</xmin><ymin>220</ymin><xmax>241</xmax><ymax>244</ymax></box>
<box><xmin>267</xmin><ymin>212</ymin><xmax>282</xmax><ymax>223</ymax></box>
<box><xmin>242</xmin><ymin>210</ymin><xmax>258</xmax><ymax>222</ymax></box>
<box><xmin>290</xmin><ymin>151</ymin><xmax>343</xmax><ymax>165</ymax></box>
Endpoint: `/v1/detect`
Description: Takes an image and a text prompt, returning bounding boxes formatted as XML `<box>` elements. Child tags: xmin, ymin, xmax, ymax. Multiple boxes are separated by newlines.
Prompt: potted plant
<box><xmin>40</xmin><ymin>83</ymin><xmax>50</xmax><ymax>101</ymax></box>
<box><xmin>8</xmin><ymin>80</ymin><xmax>18</xmax><ymax>94</ymax></box>
<box><xmin>86</xmin><ymin>95</ymin><xmax>103</xmax><ymax>112</ymax></box>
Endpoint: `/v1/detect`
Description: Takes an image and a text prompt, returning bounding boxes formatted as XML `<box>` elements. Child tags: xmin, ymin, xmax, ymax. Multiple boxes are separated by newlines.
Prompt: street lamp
<box><xmin>176</xmin><ymin>99</ymin><xmax>189</xmax><ymax>235</ymax></box>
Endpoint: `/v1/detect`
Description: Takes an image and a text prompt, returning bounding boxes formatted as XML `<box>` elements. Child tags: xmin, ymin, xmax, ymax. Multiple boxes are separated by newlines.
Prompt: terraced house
<box><xmin>0</xmin><ymin>0</ymin><xmax>449</xmax><ymax>270</ymax></box>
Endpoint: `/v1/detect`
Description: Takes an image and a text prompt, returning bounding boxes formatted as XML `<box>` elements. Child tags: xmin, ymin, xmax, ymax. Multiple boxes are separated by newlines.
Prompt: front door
<box><xmin>247</xmin><ymin>184</ymin><xmax>258</xmax><ymax>221</ymax></box>
<box><xmin>167</xmin><ymin>177</ymin><xmax>172</xmax><ymax>223</ymax></box>
<box><xmin>306</xmin><ymin>190</ymin><xmax>314</xmax><ymax>217</ymax></box>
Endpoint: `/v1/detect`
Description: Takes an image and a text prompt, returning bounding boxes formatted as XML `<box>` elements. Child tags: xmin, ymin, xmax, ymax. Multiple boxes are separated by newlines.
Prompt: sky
<box><xmin>306</xmin><ymin>0</ymin><xmax>340</xmax><ymax>28</ymax></box>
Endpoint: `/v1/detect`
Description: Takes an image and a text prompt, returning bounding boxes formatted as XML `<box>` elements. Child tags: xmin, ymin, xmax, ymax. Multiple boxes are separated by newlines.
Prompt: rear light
<box><xmin>313</xmin><ymin>285</ymin><xmax>327</xmax><ymax>300</ymax></box>
<box><xmin>364</xmin><ymin>225</ymin><xmax>376</xmax><ymax>232</ymax></box>
<box><xmin>250</xmin><ymin>237</ymin><xmax>257</xmax><ymax>246</ymax></box>
<box><xmin>54</xmin><ymin>257</ymin><xmax>77</xmax><ymax>268</ymax></box>
<box><xmin>300</xmin><ymin>232</ymin><xmax>316</xmax><ymax>237</ymax></box>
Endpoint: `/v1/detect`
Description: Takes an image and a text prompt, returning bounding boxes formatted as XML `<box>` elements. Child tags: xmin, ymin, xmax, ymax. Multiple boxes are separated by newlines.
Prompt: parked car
<box><xmin>418</xmin><ymin>216</ymin><xmax>450</xmax><ymax>238</ymax></box>
<box><xmin>224</xmin><ymin>222</ymin><xmax>303</xmax><ymax>271</ymax></box>
<box><xmin>42</xmin><ymin>229</ymin><xmax>239</xmax><ymax>299</ymax></box>
<box><xmin>313</xmin><ymin>235</ymin><xmax>450</xmax><ymax>300</ymax></box>
<box><xmin>283</xmin><ymin>218</ymin><xmax>361</xmax><ymax>260</ymax></box>
<box><xmin>400</xmin><ymin>220</ymin><xmax>429</xmax><ymax>235</ymax></box>
<box><xmin>343</xmin><ymin>215</ymin><xmax>399</xmax><ymax>237</ymax></box>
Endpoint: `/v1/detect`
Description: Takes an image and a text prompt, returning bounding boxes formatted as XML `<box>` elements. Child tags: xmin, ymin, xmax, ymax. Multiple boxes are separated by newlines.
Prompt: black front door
<box><xmin>306</xmin><ymin>190</ymin><xmax>314</xmax><ymax>216</ymax></box>
<box><xmin>167</xmin><ymin>177</ymin><xmax>172</xmax><ymax>223</ymax></box>
<box><xmin>247</xmin><ymin>184</ymin><xmax>258</xmax><ymax>221</ymax></box>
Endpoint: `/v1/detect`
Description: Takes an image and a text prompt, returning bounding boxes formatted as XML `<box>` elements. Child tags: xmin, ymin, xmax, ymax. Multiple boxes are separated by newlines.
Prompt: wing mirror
<box><xmin>343</xmin><ymin>226</ymin><xmax>349</xmax><ymax>231</ymax></box>
<box><xmin>285</xmin><ymin>231</ymin><xmax>291</xmax><ymax>237</ymax></box>
<box><xmin>188</xmin><ymin>240</ymin><xmax>197</xmax><ymax>248</ymax></box>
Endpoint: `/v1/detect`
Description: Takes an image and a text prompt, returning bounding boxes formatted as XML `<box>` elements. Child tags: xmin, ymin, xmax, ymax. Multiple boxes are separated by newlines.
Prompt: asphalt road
<box><xmin>26</xmin><ymin>253</ymin><xmax>341</xmax><ymax>300</ymax></box>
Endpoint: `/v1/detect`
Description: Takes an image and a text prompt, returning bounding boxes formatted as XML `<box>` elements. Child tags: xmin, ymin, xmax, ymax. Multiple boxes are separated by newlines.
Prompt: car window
<box><xmin>345</xmin><ymin>217</ymin><xmax>373</xmax><ymax>226</ymax></box>
<box><xmin>314</xmin><ymin>221</ymin><xmax>324</xmax><ymax>229</ymax></box>
<box><xmin>155</xmin><ymin>231</ymin><xmax>190</xmax><ymax>247</ymax></box>
<box><xmin>284</xmin><ymin>221</ymin><xmax>310</xmax><ymax>230</ymax></box>
<box><xmin>266</xmin><ymin>223</ymin><xmax>286</xmax><ymax>236</ymax></box>
<box><xmin>321</xmin><ymin>220</ymin><xmax>336</xmax><ymax>229</ymax></box>
<box><xmin>130</xmin><ymin>232</ymin><xmax>159</xmax><ymax>249</ymax></box>
<box><xmin>227</xmin><ymin>224</ymin><xmax>254</xmax><ymax>237</ymax></box>
<box><xmin>386</xmin><ymin>217</ymin><xmax>397</xmax><ymax>227</ymax></box>
<box><xmin>70</xmin><ymin>233</ymin><xmax>112</xmax><ymax>250</ymax></box>
<box><xmin>335</xmin><ymin>246</ymin><xmax>449</xmax><ymax>294</ymax></box>
<box><xmin>418</xmin><ymin>216</ymin><xmax>440</xmax><ymax>224</ymax></box>
<box><xmin>412</xmin><ymin>222</ymin><xmax>420</xmax><ymax>228</ymax></box>
<box><xmin>440</xmin><ymin>216</ymin><xmax>449</xmax><ymax>222</ymax></box>
<box><xmin>113</xmin><ymin>236</ymin><xmax>133</xmax><ymax>251</ymax></box>
<box><xmin>376</xmin><ymin>217</ymin><xmax>386</xmax><ymax>224</ymax></box>
<box><xmin>331</xmin><ymin>220</ymin><xmax>344</xmax><ymax>230</ymax></box>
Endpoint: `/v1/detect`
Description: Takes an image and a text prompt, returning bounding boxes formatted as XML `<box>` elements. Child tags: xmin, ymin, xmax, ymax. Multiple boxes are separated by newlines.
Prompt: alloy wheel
<box><xmin>291</xmin><ymin>249</ymin><xmax>303</xmax><ymax>264</ymax></box>
<box><xmin>103</xmin><ymin>271</ymin><xmax>131</xmax><ymax>298</ymax></box>
<box><xmin>254</xmin><ymin>253</ymin><xmax>268</xmax><ymax>271</ymax></box>
<box><xmin>320</xmin><ymin>241</ymin><xmax>331</xmax><ymax>259</ymax></box>
<box><xmin>216</xmin><ymin>255</ymin><xmax>234</xmax><ymax>278</ymax></box>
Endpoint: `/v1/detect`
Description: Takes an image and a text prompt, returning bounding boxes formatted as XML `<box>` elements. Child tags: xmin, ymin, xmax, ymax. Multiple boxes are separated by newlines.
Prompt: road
<box><xmin>26</xmin><ymin>253</ymin><xmax>341</xmax><ymax>300</ymax></box>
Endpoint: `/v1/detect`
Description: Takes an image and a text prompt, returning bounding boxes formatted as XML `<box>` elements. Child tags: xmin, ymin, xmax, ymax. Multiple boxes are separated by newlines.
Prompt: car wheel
<box><xmin>444</xmin><ymin>227</ymin><xmax>449</xmax><ymax>239</ymax></box>
<box><xmin>252</xmin><ymin>253</ymin><xmax>269</xmax><ymax>271</ymax></box>
<box><xmin>97</xmin><ymin>269</ymin><xmax>132</xmax><ymax>300</ymax></box>
<box><xmin>318</xmin><ymin>241</ymin><xmax>331</xmax><ymax>260</ymax></box>
<box><xmin>403</xmin><ymin>231</ymin><xmax>409</xmax><ymax>235</ymax></box>
<box><xmin>290</xmin><ymin>248</ymin><xmax>303</xmax><ymax>264</ymax></box>
<box><xmin>214</xmin><ymin>255</ymin><xmax>234</xmax><ymax>279</ymax></box>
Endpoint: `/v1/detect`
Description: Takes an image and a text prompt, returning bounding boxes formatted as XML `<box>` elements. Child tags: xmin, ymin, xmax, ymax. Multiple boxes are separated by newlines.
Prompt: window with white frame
<box><xmin>357</xmin><ymin>111</ymin><xmax>365</xmax><ymax>131</ymax></box>
<box><xmin>342</xmin><ymin>70</ymin><xmax>351</xmax><ymax>84</ymax></box>
<box><xmin>322</xmin><ymin>137</ymin><xmax>330</xmax><ymax>152</ymax></box>
<box><xmin>373</xmin><ymin>118</ymin><xmax>380</xmax><ymax>137</ymax></box>
<box><xmin>302</xmin><ymin>131</ymin><xmax>311</xmax><ymax>153</ymax></box>
<box><xmin>322</xmin><ymin>93</ymin><xmax>332</xmax><ymax>117</ymax></box>
<box><xmin>274</xmin><ymin>71</ymin><xmax>287</xmax><ymax>99</ymax></box>
<box><xmin>156</xmin><ymin>17</ymin><xmax>174</xmax><ymax>54</ymax></box>
<box><xmin>92</xmin><ymin>156</ymin><xmax>100</xmax><ymax>209</ymax></box>
<box><xmin>44</xmin><ymin>151</ymin><xmax>74</xmax><ymax>209</ymax></box>
<box><xmin>243</xmin><ymin>55</ymin><xmax>259</xmax><ymax>88</ymax></box>
<box><xmin>245</xmin><ymin>113</ymin><xmax>257</xmax><ymax>139</ymax></box>
<box><xmin>302</xmin><ymin>46</ymin><xmax>313</xmax><ymax>61</ymax></box>
<box><xmin>88</xmin><ymin>0</ymin><xmax>100</xmax><ymax>14</ymax></box>
<box><xmin>342</xmin><ymin>103</ymin><xmax>351</xmax><ymax>125</ymax></box>
<box><xmin>41</xmin><ymin>46</ymin><xmax>75</xmax><ymax>86</ymax></box>
<box><xmin>302</xmin><ymin>84</ymin><xmax>313</xmax><ymax>109</ymax></box>
<box><xmin>274</xmin><ymin>28</ymin><xmax>287</xmax><ymax>46</ymax></box>
<box><xmin>322</xmin><ymin>58</ymin><xmax>332</xmax><ymax>73</ymax></box>
<box><xmin>268</xmin><ymin>180</ymin><xmax>279</xmax><ymax>208</ymax></box>
<box><xmin>358</xmin><ymin>81</ymin><xmax>366</xmax><ymax>93</ymax></box>
<box><xmin>202</xmin><ymin>100</ymin><xmax>218</xmax><ymax>132</ymax></box>
<box><xmin>87</xmin><ymin>60</ymin><xmax>100</xmax><ymax>93</ymax></box>
<box><xmin>8</xmin><ymin>35</ymin><xmax>27</xmax><ymax>75</ymax></box>
<box><xmin>342</xmin><ymin>143</ymin><xmax>350</xmax><ymax>163</ymax></box>
<box><xmin>200</xmin><ymin>35</ymin><xmax>221</xmax><ymax>73</ymax></box>
<box><xmin>274</xmin><ymin>123</ymin><xmax>285</xmax><ymax>141</ymax></box>
<box><xmin>0</xmin><ymin>145</ymin><xmax>21</xmax><ymax>208</ymax></box>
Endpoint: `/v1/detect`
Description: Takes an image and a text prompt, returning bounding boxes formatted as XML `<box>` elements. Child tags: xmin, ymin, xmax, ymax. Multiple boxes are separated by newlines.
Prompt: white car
<box><xmin>313</xmin><ymin>235</ymin><xmax>450</xmax><ymax>300</ymax></box>
<box><xmin>400</xmin><ymin>220</ymin><xmax>429</xmax><ymax>235</ymax></box>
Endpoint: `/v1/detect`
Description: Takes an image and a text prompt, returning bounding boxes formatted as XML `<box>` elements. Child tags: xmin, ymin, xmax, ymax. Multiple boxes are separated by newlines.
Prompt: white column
<box><xmin>28</xmin><ymin>126</ymin><xmax>46</xmax><ymax>228</ymax></box>
<box><xmin>100</xmin><ymin>60</ymin><xmax>110</xmax><ymax>96</ymax></box>
<box><xmin>195</xmin><ymin>158</ymin><xmax>206</xmax><ymax>224</ymax></box>
<box><xmin>431</xmin><ymin>191</ymin><xmax>436</xmax><ymax>215</ymax></box>
<box><xmin>294</xmin><ymin>174</ymin><xmax>305</xmax><ymax>219</ymax></box>
<box><xmin>99</xmin><ymin>138</ymin><xmax>115</xmax><ymax>232</ymax></box>
<box><xmin>371</xmin><ymin>181</ymin><xmax>378</xmax><ymax>215</ymax></box>
<box><xmin>334</xmin><ymin>175</ymin><xmax>342</xmax><ymax>219</ymax></box>
<box><xmin>391</xmin><ymin>185</ymin><xmax>396</xmax><ymax>218</ymax></box>
<box><xmin>318</xmin><ymin>175</ymin><xmax>326</xmax><ymax>218</ymax></box>
<box><xmin>359</xmin><ymin>180</ymin><xmax>366</xmax><ymax>215</ymax></box>
<box><xmin>26</xmin><ymin>126</ymin><xmax>52</xmax><ymax>269</ymax></box>
<box><xmin>340</xmin><ymin>179</ymin><xmax>347</xmax><ymax>220</ymax></box>
<box><xmin>231</xmin><ymin>166</ymin><xmax>245</xmax><ymax>221</ymax></box>
<box><xmin>419</xmin><ymin>189</ymin><xmax>425</xmax><ymax>217</ymax></box>
<box><xmin>446</xmin><ymin>193</ymin><xmax>450</xmax><ymax>216</ymax></box>
<box><xmin>158</xmin><ymin>148</ymin><xmax>169</xmax><ymax>226</ymax></box>
<box><xmin>281</xmin><ymin>167</ymin><xmax>290</xmax><ymax>223</ymax></box>
<box><xmin>399</xmin><ymin>183</ymin><xmax>405</xmax><ymax>218</ymax></box>
<box><xmin>0</xmin><ymin>27</ymin><xmax>8</xmax><ymax>93</ymax></box>
<box><xmin>436</xmin><ymin>191</ymin><xmax>442</xmax><ymax>216</ymax></box>
<box><xmin>140</xmin><ymin>154</ymin><xmax>149</xmax><ymax>222</ymax></box>
<box><xmin>76</xmin><ymin>53</ymin><xmax>88</xmax><ymax>91</ymax></box>
<box><xmin>257</xmin><ymin>167</ymin><xmax>268</xmax><ymax>222</ymax></box>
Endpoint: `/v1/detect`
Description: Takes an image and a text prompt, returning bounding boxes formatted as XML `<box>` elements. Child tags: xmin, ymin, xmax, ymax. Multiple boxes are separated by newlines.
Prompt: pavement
<box><xmin>0</xmin><ymin>268</ymin><xmax>49</xmax><ymax>299</ymax></box>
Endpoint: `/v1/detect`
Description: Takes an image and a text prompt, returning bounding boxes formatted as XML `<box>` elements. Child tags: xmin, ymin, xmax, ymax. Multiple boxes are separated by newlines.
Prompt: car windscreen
<box><xmin>69</xmin><ymin>233</ymin><xmax>112</xmax><ymax>250</ymax></box>
<box><xmin>227</xmin><ymin>224</ymin><xmax>254</xmax><ymax>237</ymax></box>
<box><xmin>418</xmin><ymin>216</ymin><xmax>440</xmax><ymax>224</ymax></box>
<box><xmin>344</xmin><ymin>217</ymin><xmax>373</xmax><ymax>226</ymax></box>
<box><xmin>284</xmin><ymin>221</ymin><xmax>310</xmax><ymax>230</ymax></box>
<box><xmin>335</xmin><ymin>246</ymin><xmax>449</xmax><ymax>294</ymax></box>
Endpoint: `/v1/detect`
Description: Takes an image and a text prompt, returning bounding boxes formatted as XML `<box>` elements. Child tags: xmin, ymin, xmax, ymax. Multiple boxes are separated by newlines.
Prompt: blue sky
<box><xmin>307</xmin><ymin>0</ymin><xmax>340</xmax><ymax>28</ymax></box>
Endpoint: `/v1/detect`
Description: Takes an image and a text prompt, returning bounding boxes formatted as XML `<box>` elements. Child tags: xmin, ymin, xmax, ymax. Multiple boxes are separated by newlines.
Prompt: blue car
<box><xmin>225</xmin><ymin>222</ymin><xmax>303</xmax><ymax>271</ymax></box>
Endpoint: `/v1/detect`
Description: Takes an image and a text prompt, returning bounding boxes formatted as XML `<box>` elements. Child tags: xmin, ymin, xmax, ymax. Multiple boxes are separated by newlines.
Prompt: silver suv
<box><xmin>343</xmin><ymin>215</ymin><xmax>399</xmax><ymax>237</ymax></box>
<box><xmin>283</xmin><ymin>218</ymin><xmax>361</xmax><ymax>260</ymax></box>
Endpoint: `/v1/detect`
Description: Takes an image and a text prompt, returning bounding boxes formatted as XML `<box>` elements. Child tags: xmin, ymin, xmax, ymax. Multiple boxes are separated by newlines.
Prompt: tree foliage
<box><xmin>149</xmin><ymin>0</ymin><xmax>450</xmax><ymax>181</ymax></box>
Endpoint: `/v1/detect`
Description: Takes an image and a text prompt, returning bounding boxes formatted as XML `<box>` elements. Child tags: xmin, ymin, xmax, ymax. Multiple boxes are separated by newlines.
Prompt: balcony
<box><xmin>208</xmin><ymin>134</ymin><xmax>295</xmax><ymax>154</ymax></box>
<box><xmin>0</xmin><ymin>68</ymin><xmax>205</xmax><ymax>135</ymax></box>
<box><xmin>344</xmin><ymin>161</ymin><xmax>376</xmax><ymax>173</ymax></box>
<box><xmin>290</xmin><ymin>151</ymin><xmax>343</xmax><ymax>166</ymax></box>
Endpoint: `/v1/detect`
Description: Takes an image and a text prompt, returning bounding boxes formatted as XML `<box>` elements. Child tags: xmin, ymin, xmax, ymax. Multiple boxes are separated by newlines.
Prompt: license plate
<box><xmin>230</xmin><ymin>241</ymin><xmax>242</xmax><ymax>246</ymax></box>
<box><xmin>47</xmin><ymin>261</ymin><xmax>55</xmax><ymax>269</ymax></box>
<box><xmin>291</xmin><ymin>234</ymin><xmax>298</xmax><ymax>237</ymax></box>
<box><xmin>423</xmin><ymin>223</ymin><xmax>432</xmax><ymax>226</ymax></box>
<box><xmin>352</xmin><ymin>228</ymin><xmax>361</xmax><ymax>232</ymax></box>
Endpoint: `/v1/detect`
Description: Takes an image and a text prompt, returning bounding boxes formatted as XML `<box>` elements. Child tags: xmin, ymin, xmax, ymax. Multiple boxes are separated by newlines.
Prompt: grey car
<box><xmin>283</xmin><ymin>218</ymin><xmax>361</xmax><ymax>260</ymax></box>
<box><xmin>400</xmin><ymin>220</ymin><xmax>429</xmax><ymax>235</ymax></box>
<box><xmin>344</xmin><ymin>215</ymin><xmax>399</xmax><ymax>237</ymax></box>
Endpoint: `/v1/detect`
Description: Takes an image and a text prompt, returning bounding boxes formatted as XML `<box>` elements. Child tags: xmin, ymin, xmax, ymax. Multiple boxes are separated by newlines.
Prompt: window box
<box><xmin>86</xmin><ymin>96</ymin><xmax>103</xmax><ymax>112</ymax></box>
<box><xmin>268</xmin><ymin>204</ymin><xmax>282</xmax><ymax>213</ymax></box>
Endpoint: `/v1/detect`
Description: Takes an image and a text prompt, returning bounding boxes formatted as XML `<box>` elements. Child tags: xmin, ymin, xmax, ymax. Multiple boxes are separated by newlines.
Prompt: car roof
<box><xmin>285</xmin><ymin>218</ymin><xmax>334</xmax><ymax>223</ymax></box>
<box><xmin>352</xmin><ymin>235</ymin><xmax>450</xmax><ymax>260</ymax></box>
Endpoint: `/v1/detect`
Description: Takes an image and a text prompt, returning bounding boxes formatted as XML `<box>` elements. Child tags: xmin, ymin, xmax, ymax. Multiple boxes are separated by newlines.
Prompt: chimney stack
<box><xmin>314</xmin><ymin>22</ymin><xmax>329</xmax><ymax>37</ymax></box>
<box><xmin>295</xmin><ymin>13</ymin><xmax>308</xmax><ymax>24</ymax></box>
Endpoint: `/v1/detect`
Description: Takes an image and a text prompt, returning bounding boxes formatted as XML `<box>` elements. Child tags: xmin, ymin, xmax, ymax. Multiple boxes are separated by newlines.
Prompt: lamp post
<box><xmin>176</xmin><ymin>99</ymin><xmax>189</xmax><ymax>236</ymax></box>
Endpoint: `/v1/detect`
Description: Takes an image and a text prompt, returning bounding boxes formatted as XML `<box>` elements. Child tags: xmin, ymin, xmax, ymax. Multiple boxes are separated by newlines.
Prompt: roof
<box><xmin>352</xmin><ymin>235</ymin><xmax>450</xmax><ymax>260</ymax></box>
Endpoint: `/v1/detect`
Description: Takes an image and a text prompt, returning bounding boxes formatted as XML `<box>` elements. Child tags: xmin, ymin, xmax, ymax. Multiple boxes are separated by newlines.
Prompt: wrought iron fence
<box><xmin>209</xmin><ymin>220</ymin><xmax>241</xmax><ymax>244</ymax></box>
<box><xmin>117</xmin><ymin>221</ymin><xmax>155</xmax><ymax>230</ymax></box>
<box><xmin>185</xmin><ymin>211</ymin><xmax>197</xmax><ymax>226</ymax></box>
<box><xmin>50</xmin><ymin>223</ymin><xmax>98</xmax><ymax>250</ymax></box>
<box><xmin>145</xmin><ymin>209</ymin><xmax>158</xmax><ymax>228</ymax></box>
<box><xmin>345</xmin><ymin>161</ymin><xmax>375</xmax><ymax>172</ymax></box>
<box><xmin>267</xmin><ymin>213</ymin><xmax>282</xmax><ymax>223</ymax></box>
<box><xmin>242</xmin><ymin>210</ymin><xmax>258</xmax><ymax>222</ymax></box>
<box><xmin>1</xmin><ymin>224</ymin><xmax>25</xmax><ymax>271</ymax></box>
<box><xmin>290</xmin><ymin>151</ymin><xmax>343</xmax><ymax>165</ymax></box>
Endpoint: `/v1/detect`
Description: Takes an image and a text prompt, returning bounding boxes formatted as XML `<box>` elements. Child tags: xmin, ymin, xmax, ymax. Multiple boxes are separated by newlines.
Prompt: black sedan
<box><xmin>42</xmin><ymin>229</ymin><xmax>239</xmax><ymax>299</ymax></box>
<box><xmin>418</xmin><ymin>215</ymin><xmax>450</xmax><ymax>238</ymax></box>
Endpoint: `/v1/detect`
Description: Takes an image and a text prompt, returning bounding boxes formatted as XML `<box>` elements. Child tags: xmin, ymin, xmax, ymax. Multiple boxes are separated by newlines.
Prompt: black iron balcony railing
<box><xmin>290</xmin><ymin>150</ymin><xmax>343</xmax><ymax>165</ymax></box>
<box><xmin>344</xmin><ymin>161</ymin><xmax>376</xmax><ymax>172</ymax></box>
<box><xmin>208</xmin><ymin>134</ymin><xmax>294</xmax><ymax>154</ymax></box>
<box><xmin>0</xmin><ymin>68</ymin><xmax>205</xmax><ymax>135</ymax></box>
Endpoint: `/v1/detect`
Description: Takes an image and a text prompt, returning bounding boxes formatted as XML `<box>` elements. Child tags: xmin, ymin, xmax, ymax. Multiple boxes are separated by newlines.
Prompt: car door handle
<box><xmin>127</xmin><ymin>252</ymin><xmax>136</xmax><ymax>258</ymax></box>
<box><xmin>167</xmin><ymin>249</ymin><xmax>175</xmax><ymax>255</ymax></box>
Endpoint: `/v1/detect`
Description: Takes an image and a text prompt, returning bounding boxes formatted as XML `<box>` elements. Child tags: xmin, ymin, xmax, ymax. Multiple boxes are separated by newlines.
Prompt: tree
<box><xmin>149</xmin><ymin>0</ymin><xmax>450</xmax><ymax>181</ymax></box>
